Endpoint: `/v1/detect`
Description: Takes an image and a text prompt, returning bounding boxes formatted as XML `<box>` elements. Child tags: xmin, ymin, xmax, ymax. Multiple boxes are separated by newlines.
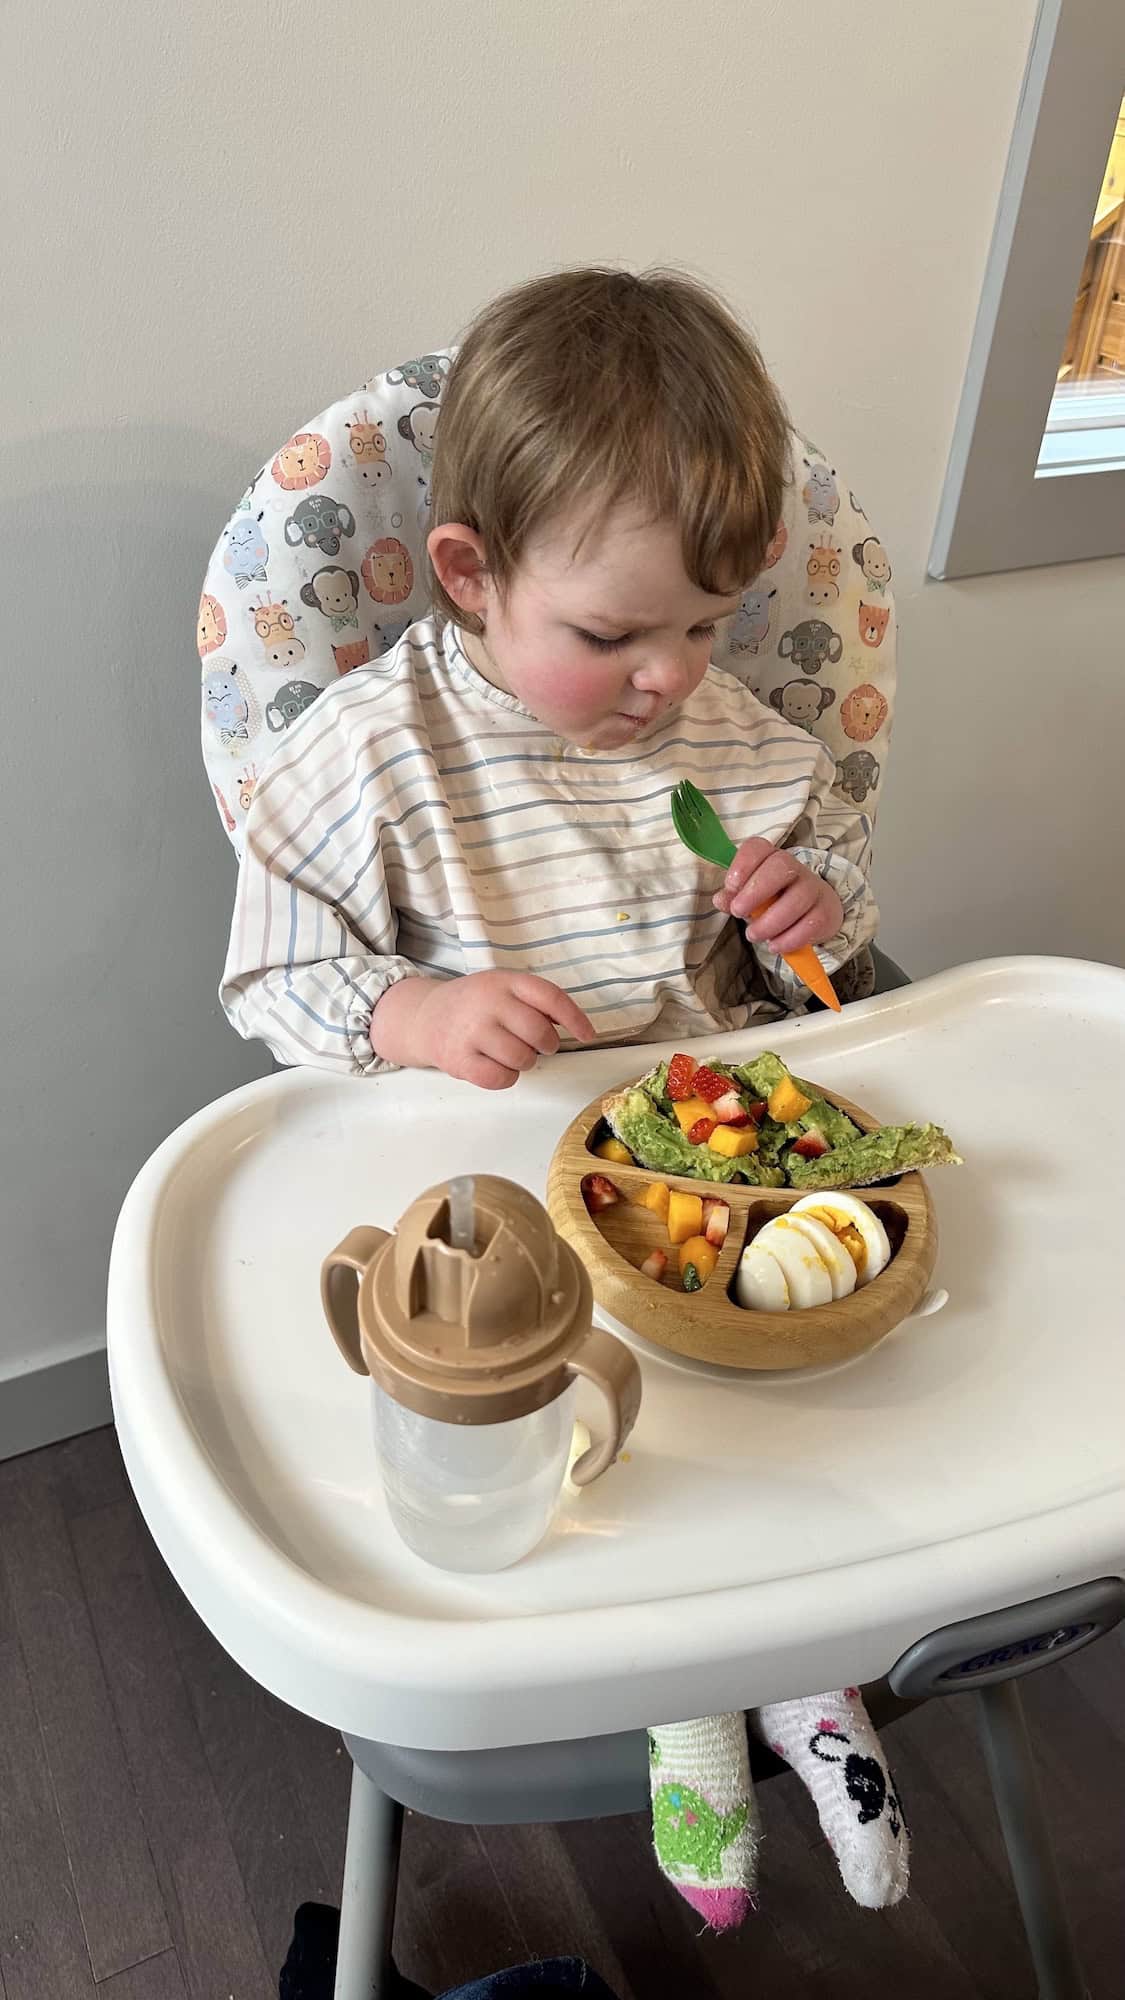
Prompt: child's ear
<box><xmin>428</xmin><ymin>524</ymin><xmax>489</xmax><ymax>619</ymax></box>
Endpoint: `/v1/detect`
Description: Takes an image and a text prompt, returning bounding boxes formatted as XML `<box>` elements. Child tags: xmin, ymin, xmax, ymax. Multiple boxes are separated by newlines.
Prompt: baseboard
<box><xmin>0</xmin><ymin>1341</ymin><xmax>113</xmax><ymax>1464</ymax></box>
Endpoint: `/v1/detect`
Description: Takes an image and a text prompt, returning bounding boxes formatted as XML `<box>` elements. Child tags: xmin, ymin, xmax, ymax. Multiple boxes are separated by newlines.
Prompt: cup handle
<box><xmin>321</xmin><ymin>1226</ymin><xmax>390</xmax><ymax>1376</ymax></box>
<box><xmin>566</xmin><ymin>1326</ymin><xmax>642</xmax><ymax>1487</ymax></box>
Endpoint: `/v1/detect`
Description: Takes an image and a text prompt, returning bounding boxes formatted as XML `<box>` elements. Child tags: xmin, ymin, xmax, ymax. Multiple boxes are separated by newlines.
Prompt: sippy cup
<box><xmin>321</xmin><ymin>1174</ymin><xmax>642</xmax><ymax>1572</ymax></box>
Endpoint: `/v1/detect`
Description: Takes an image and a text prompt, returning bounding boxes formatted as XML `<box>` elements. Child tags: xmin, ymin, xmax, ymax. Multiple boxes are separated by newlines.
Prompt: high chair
<box><xmin>157</xmin><ymin>363</ymin><xmax>1125</xmax><ymax>1998</ymax></box>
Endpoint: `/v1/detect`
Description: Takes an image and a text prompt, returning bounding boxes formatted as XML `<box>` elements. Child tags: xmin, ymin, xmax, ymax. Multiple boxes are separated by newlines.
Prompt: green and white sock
<box><xmin>648</xmin><ymin>1714</ymin><xmax>759</xmax><ymax>1931</ymax></box>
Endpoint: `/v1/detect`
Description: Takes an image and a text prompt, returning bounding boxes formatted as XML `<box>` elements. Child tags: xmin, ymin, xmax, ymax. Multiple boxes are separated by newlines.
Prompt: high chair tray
<box><xmin>109</xmin><ymin>959</ymin><xmax>1125</xmax><ymax>1751</ymax></box>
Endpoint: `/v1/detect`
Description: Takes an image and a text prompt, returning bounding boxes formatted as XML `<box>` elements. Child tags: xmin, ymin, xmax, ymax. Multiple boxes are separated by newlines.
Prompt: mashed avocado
<box><xmin>605</xmin><ymin>1051</ymin><xmax>961</xmax><ymax>1191</ymax></box>
<box><xmin>602</xmin><ymin>1089</ymin><xmax>786</xmax><ymax>1186</ymax></box>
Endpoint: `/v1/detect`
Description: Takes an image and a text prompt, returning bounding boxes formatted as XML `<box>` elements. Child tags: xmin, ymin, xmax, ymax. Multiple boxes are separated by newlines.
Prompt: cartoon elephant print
<box><xmin>836</xmin><ymin>749</ymin><xmax>881</xmax><ymax>803</ymax></box>
<box><xmin>284</xmin><ymin>494</ymin><xmax>356</xmax><ymax>557</ymax></box>
<box><xmin>777</xmin><ymin>619</ymin><xmax>843</xmax><ymax>675</ymax></box>
<box><xmin>387</xmin><ymin>355</ymin><xmax>450</xmax><ymax>399</ymax></box>
<box><xmin>265</xmin><ymin>679</ymin><xmax>322</xmax><ymax>732</ymax></box>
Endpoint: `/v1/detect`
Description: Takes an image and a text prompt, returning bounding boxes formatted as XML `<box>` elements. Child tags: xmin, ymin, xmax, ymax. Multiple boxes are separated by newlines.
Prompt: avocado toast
<box><xmin>601</xmin><ymin>1049</ymin><xmax>961</xmax><ymax>1192</ymax></box>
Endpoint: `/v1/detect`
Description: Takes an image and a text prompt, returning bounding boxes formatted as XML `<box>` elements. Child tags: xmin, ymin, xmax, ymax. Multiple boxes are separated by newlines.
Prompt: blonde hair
<box><xmin>429</xmin><ymin>267</ymin><xmax>790</xmax><ymax>633</ymax></box>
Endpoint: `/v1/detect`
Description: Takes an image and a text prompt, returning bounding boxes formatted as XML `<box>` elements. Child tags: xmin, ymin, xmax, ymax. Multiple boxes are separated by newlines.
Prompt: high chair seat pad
<box><xmin>108</xmin><ymin>959</ymin><xmax>1125</xmax><ymax>1749</ymax></box>
<box><xmin>197</xmin><ymin>353</ymin><xmax>896</xmax><ymax>854</ymax></box>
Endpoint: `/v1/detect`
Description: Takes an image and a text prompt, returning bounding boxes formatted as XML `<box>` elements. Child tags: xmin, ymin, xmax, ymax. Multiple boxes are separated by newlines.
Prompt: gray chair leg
<box><xmin>334</xmin><ymin>1761</ymin><xmax>404</xmax><ymax>2000</ymax></box>
<box><xmin>976</xmin><ymin>1681</ymin><xmax>1089</xmax><ymax>2000</ymax></box>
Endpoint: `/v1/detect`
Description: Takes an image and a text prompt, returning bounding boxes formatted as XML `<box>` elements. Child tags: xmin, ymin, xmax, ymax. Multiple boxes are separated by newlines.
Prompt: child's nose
<box><xmin>633</xmin><ymin>651</ymin><xmax>693</xmax><ymax>700</ymax></box>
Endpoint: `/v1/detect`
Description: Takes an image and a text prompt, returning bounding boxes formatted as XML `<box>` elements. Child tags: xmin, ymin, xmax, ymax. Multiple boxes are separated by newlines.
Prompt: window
<box><xmin>1042</xmin><ymin>91</ymin><xmax>1125</xmax><ymax>476</ymax></box>
<box><xmin>930</xmin><ymin>3</ymin><xmax>1125</xmax><ymax>578</ymax></box>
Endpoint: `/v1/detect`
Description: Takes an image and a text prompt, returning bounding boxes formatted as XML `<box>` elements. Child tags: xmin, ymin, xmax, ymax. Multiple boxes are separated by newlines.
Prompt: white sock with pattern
<box><xmin>751</xmin><ymin>1688</ymin><xmax>909</xmax><ymax>1908</ymax></box>
<box><xmin>648</xmin><ymin>1713</ymin><xmax>760</xmax><ymax>1931</ymax></box>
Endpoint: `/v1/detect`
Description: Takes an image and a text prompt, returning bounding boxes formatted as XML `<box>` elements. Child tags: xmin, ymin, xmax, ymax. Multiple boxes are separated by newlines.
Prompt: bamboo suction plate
<box><xmin>546</xmin><ymin>1081</ymin><xmax>937</xmax><ymax>1371</ymax></box>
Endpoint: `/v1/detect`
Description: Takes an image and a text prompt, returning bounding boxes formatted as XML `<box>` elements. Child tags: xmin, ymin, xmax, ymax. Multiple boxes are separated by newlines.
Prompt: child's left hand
<box><xmin>712</xmin><ymin>838</ymin><xmax>844</xmax><ymax>954</ymax></box>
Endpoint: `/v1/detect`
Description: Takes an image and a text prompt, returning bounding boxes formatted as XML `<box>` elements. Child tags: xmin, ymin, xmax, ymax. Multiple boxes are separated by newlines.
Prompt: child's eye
<box><xmin>692</xmin><ymin>623</ymin><xmax>717</xmax><ymax>641</ymax></box>
<box><xmin>577</xmin><ymin>629</ymin><xmax>631</xmax><ymax>653</ymax></box>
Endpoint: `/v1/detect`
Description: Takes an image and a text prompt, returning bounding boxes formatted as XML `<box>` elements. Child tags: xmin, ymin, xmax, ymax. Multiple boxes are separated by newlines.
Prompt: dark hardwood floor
<box><xmin>1</xmin><ymin>1426</ymin><xmax>1122</xmax><ymax>1998</ymax></box>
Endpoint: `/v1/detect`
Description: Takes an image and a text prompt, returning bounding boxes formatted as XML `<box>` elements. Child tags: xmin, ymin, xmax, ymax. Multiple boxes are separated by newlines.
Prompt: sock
<box><xmin>751</xmin><ymin>1688</ymin><xmax>909</xmax><ymax>1909</ymax></box>
<box><xmin>648</xmin><ymin>1715</ymin><xmax>759</xmax><ymax>1930</ymax></box>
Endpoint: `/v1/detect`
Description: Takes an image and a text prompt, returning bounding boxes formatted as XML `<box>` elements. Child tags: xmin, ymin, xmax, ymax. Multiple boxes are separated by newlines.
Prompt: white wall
<box><xmin>5</xmin><ymin>0</ymin><xmax>1122</xmax><ymax>1385</ymax></box>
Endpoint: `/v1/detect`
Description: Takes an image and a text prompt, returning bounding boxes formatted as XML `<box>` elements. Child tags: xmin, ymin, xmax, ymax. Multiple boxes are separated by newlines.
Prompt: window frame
<box><xmin>929</xmin><ymin>0</ymin><xmax>1125</xmax><ymax>579</ymax></box>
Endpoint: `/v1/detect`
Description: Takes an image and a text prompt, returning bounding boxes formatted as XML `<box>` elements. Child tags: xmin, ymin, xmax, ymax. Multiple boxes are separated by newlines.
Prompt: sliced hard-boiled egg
<box><xmin>790</xmin><ymin>1192</ymin><xmax>890</xmax><ymax>1287</ymax></box>
<box><xmin>784</xmin><ymin>1212</ymin><xmax>857</xmax><ymax>1300</ymax></box>
<box><xmin>735</xmin><ymin>1238</ymin><xmax>790</xmax><ymax>1312</ymax></box>
<box><xmin>751</xmin><ymin>1216</ymin><xmax>834</xmax><ymax>1309</ymax></box>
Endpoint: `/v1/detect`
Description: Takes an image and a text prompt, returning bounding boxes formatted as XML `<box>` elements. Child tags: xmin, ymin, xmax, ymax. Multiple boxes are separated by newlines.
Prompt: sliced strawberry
<box><xmin>711</xmin><ymin>1088</ymin><xmax>746</xmax><ymax>1124</ymax></box>
<box><xmin>687</xmin><ymin>1116</ymin><xmax>716</xmax><ymax>1145</ymax></box>
<box><xmin>666</xmin><ymin>1052</ymin><xmax>698</xmax><ymax>1101</ymax></box>
<box><xmin>791</xmin><ymin>1132</ymin><xmax>831</xmax><ymax>1159</ymax></box>
<box><xmin>702</xmin><ymin>1199</ymin><xmax>730</xmax><ymax>1247</ymax></box>
<box><xmin>581</xmin><ymin>1173</ymin><xmax>620</xmax><ymax>1212</ymax></box>
<box><xmin>725</xmin><ymin>1112</ymin><xmax>751</xmax><ymax>1129</ymax></box>
<box><xmin>691</xmin><ymin>1065</ymin><xmax>731</xmax><ymax>1103</ymax></box>
<box><xmin>746</xmin><ymin>1100</ymin><xmax>768</xmax><ymax>1125</ymax></box>
<box><xmin>640</xmin><ymin>1249</ymin><xmax>668</xmax><ymax>1282</ymax></box>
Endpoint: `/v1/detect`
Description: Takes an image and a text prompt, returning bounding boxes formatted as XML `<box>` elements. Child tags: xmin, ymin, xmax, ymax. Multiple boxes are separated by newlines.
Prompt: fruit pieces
<box><xmin>687</xmin><ymin>1116</ymin><xmax>717</xmax><ymax>1145</ymax></box>
<box><xmin>672</xmin><ymin>1095</ymin><xmax>713</xmax><ymax>1135</ymax></box>
<box><xmin>678</xmin><ymin>1235</ymin><xmax>718</xmax><ymax>1291</ymax></box>
<box><xmin>633</xmin><ymin>1179</ymin><xmax>671</xmax><ymax>1221</ymax></box>
<box><xmin>702</xmin><ymin>1198</ymin><xmax>730</xmax><ymax>1248</ymax></box>
<box><xmin>712</xmin><ymin>1089</ymin><xmax>748</xmax><ymax>1126</ymax></box>
<box><xmin>767</xmin><ymin>1076</ymin><xmax>813</xmax><ymax>1124</ymax></box>
<box><xmin>667</xmin><ymin>1190</ymin><xmax>704</xmax><ymax>1245</ymax></box>
<box><xmin>666</xmin><ymin>1052</ymin><xmax>698</xmax><ymax>1100</ymax></box>
<box><xmin>595</xmin><ymin>1136</ymin><xmax>634</xmax><ymax>1165</ymax></box>
<box><xmin>640</xmin><ymin>1249</ymin><xmax>668</xmax><ymax>1282</ymax></box>
<box><xmin>581</xmin><ymin>1174</ymin><xmax>620</xmax><ymax>1214</ymax></box>
<box><xmin>691</xmin><ymin>1065</ymin><xmax>730</xmax><ymax>1103</ymax></box>
<box><xmin>707</xmin><ymin>1125</ymin><xmax>759</xmax><ymax>1159</ymax></box>
<box><xmin>792</xmin><ymin>1132</ymin><xmax>830</xmax><ymax>1160</ymax></box>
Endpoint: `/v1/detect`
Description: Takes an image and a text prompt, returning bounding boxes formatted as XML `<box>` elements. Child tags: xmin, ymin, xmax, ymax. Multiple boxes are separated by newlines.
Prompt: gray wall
<box><xmin>4</xmin><ymin>0</ymin><xmax>1123</xmax><ymax>1413</ymax></box>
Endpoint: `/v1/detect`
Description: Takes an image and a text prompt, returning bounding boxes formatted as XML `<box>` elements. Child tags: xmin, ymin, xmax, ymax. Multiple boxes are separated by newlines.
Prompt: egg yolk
<box><xmin>803</xmin><ymin>1209</ymin><xmax>868</xmax><ymax>1278</ymax></box>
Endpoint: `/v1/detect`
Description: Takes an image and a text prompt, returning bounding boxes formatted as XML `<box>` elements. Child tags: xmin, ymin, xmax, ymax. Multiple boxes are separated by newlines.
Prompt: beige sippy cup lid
<box><xmin>324</xmin><ymin>1175</ymin><xmax>609</xmax><ymax>1426</ymax></box>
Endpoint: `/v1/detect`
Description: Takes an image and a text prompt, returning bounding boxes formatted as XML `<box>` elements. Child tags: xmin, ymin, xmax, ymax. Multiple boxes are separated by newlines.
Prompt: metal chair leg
<box><xmin>976</xmin><ymin>1681</ymin><xmax>1089</xmax><ymax>2000</ymax></box>
<box><xmin>334</xmin><ymin>1761</ymin><xmax>404</xmax><ymax>2000</ymax></box>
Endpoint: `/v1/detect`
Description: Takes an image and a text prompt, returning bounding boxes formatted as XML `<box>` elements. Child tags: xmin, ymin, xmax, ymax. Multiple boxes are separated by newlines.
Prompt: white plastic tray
<box><xmin>108</xmin><ymin>960</ymin><xmax>1125</xmax><ymax>1749</ymax></box>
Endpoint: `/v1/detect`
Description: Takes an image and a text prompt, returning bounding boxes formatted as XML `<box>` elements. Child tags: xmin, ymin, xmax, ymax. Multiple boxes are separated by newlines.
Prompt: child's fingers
<box><xmin>724</xmin><ymin>836</ymin><xmax>776</xmax><ymax>894</ymax></box>
<box><xmin>764</xmin><ymin>909</ymin><xmax>835</xmax><ymax>956</ymax></box>
<box><xmin>730</xmin><ymin>852</ymin><xmax>805</xmax><ymax>924</ymax></box>
<box><xmin>513</xmin><ymin>975</ymin><xmax>595</xmax><ymax>1043</ymax></box>
<box><xmin>481</xmin><ymin>1024</ymin><xmax>542</xmax><ymax>1075</ymax></box>
<box><xmin>500</xmin><ymin>999</ymin><xmax>561</xmax><ymax>1059</ymax></box>
<box><xmin>745</xmin><ymin>877</ymin><xmax>816</xmax><ymax>943</ymax></box>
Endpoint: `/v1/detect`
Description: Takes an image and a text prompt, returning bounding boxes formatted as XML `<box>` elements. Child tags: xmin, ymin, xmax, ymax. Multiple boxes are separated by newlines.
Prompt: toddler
<box><xmin>221</xmin><ymin>268</ymin><xmax>876</xmax><ymax>1083</ymax></box>
<box><xmin>221</xmin><ymin>268</ymin><xmax>905</xmax><ymax>1926</ymax></box>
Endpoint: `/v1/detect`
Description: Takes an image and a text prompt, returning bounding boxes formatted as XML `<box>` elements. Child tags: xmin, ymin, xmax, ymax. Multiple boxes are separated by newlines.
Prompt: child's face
<box><xmin>447</xmin><ymin>507</ymin><xmax>742</xmax><ymax>752</ymax></box>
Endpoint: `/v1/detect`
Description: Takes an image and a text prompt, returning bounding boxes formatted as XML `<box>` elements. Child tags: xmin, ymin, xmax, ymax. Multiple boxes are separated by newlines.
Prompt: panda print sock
<box><xmin>648</xmin><ymin>1714</ymin><xmax>760</xmax><ymax>1930</ymax></box>
<box><xmin>751</xmin><ymin>1688</ymin><xmax>909</xmax><ymax>1908</ymax></box>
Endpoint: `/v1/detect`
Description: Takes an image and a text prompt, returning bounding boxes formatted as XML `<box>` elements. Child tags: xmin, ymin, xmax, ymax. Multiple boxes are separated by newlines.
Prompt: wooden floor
<box><xmin>0</xmin><ymin>1429</ymin><xmax>1122</xmax><ymax>2000</ymax></box>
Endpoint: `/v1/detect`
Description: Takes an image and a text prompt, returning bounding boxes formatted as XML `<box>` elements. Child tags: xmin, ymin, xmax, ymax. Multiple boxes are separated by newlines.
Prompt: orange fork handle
<box><xmin>751</xmin><ymin>903</ymin><xmax>842</xmax><ymax>1012</ymax></box>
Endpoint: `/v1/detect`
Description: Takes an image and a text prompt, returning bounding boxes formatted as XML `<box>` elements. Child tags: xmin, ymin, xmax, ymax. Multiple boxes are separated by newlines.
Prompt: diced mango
<box><xmin>667</xmin><ymin>1190</ymin><xmax>704</xmax><ymax>1245</ymax></box>
<box><xmin>672</xmin><ymin>1095</ymin><xmax>714</xmax><ymax>1135</ymax></box>
<box><xmin>595</xmin><ymin>1137</ymin><xmax>634</xmax><ymax>1166</ymax></box>
<box><xmin>707</xmin><ymin>1124</ymin><xmax>760</xmax><ymax>1158</ymax></box>
<box><xmin>638</xmin><ymin>1180</ymin><xmax>671</xmax><ymax>1221</ymax></box>
<box><xmin>678</xmin><ymin>1235</ymin><xmax>719</xmax><ymax>1289</ymax></box>
<box><xmin>767</xmin><ymin>1077</ymin><xmax>813</xmax><ymax>1124</ymax></box>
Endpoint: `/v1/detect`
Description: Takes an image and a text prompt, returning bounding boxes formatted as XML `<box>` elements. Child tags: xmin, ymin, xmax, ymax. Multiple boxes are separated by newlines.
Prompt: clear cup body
<box><xmin>371</xmin><ymin>1379</ymin><xmax>578</xmax><ymax>1572</ymax></box>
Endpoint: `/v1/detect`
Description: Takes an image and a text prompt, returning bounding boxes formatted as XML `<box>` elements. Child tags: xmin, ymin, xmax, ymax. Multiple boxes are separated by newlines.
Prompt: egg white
<box><xmin>753</xmin><ymin>1216</ymin><xmax>834</xmax><ymax>1308</ymax></box>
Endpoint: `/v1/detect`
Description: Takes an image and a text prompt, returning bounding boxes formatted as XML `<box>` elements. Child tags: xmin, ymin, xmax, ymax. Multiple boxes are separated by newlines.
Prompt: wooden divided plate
<box><xmin>546</xmin><ymin>1080</ymin><xmax>937</xmax><ymax>1371</ymax></box>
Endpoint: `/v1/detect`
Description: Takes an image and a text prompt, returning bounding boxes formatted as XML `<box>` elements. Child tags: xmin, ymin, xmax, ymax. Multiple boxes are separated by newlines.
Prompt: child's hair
<box><xmin>429</xmin><ymin>266</ymin><xmax>790</xmax><ymax>634</ymax></box>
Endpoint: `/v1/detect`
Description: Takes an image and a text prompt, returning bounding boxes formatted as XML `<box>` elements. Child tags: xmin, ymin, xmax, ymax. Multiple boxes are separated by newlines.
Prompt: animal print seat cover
<box><xmin>197</xmin><ymin>351</ymin><xmax>896</xmax><ymax>855</ymax></box>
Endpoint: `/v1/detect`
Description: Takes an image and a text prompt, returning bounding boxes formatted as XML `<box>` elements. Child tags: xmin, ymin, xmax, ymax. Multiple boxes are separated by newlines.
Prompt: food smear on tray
<box><xmin>600</xmin><ymin>1051</ymin><xmax>961</xmax><ymax>1191</ymax></box>
<box><xmin>736</xmin><ymin>1193</ymin><xmax>891</xmax><ymax>1311</ymax></box>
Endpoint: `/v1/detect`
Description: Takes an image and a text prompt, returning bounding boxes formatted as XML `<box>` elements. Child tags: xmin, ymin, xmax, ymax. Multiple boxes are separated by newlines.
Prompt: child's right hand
<box><xmin>371</xmin><ymin>971</ymin><xmax>596</xmax><ymax>1089</ymax></box>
